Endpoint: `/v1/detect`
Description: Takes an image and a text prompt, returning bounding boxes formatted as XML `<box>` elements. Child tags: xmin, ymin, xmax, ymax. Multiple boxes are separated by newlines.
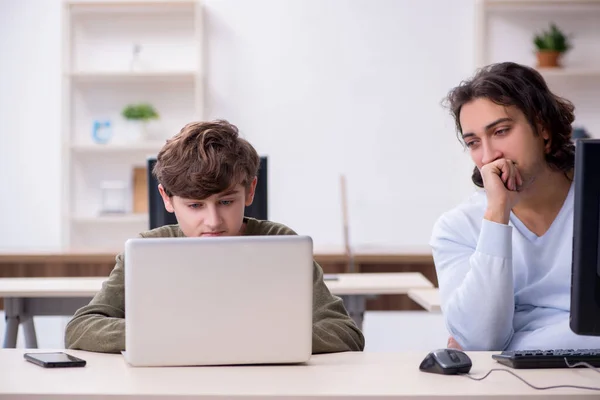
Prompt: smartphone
<box><xmin>24</xmin><ymin>352</ymin><xmax>86</xmax><ymax>368</ymax></box>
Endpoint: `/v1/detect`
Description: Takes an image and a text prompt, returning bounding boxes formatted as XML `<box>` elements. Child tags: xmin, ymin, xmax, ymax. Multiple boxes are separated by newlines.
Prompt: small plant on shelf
<box><xmin>121</xmin><ymin>103</ymin><xmax>159</xmax><ymax>122</ymax></box>
<box><xmin>121</xmin><ymin>103</ymin><xmax>159</xmax><ymax>142</ymax></box>
<box><xmin>533</xmin><ymin>23</ymin><xmax>572</xmax><ymax>68</ymax></box>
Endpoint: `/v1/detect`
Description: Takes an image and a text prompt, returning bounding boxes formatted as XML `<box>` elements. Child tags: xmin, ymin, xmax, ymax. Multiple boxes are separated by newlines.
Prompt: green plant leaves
<box><xmin>121</xmin><ymin>103</ymin><xmax>159</xmax><ymax>121</ymax></box>
<box><xmin>533</xmin><ymin>23</ymin><xmax>572</xmax><ymax>53</ymax></box>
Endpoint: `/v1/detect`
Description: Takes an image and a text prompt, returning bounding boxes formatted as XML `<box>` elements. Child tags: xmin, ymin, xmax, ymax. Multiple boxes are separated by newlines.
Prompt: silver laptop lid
<box><xmin>124</xmin><ymin>235</ymin><xmax>313</xmax><ymax>366</ymax></box>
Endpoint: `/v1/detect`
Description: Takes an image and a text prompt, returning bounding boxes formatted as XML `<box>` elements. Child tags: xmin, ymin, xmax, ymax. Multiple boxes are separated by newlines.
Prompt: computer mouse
<box><xmin>419</xmin><ymin>348</ymin><xmax>472</xmax><ymax>375</ymax></box>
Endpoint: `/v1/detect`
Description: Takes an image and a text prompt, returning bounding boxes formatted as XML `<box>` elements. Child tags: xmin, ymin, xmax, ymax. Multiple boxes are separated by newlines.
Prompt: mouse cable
<box><xmin>460</xmin><ymin>358</ymin><xmax>600</xmax><ymax>391</ymax></box>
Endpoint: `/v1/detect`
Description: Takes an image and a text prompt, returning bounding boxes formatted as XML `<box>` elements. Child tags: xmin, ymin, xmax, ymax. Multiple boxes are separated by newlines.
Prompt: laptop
<box><xmin>123</xmin><ymin>235</ymin><xmax>314</xmax><ymax>367</ymax></box>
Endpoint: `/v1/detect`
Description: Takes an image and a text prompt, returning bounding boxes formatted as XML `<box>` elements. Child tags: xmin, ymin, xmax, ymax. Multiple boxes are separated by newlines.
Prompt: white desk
<box><xmin>407</xmin><ymin>288</ymin><xmax>441</xmax><ymax>313</ymax></box>
<box><xmin>0</xmin><ymin>349</ymin><xmax>597</xmax><ymax>399</ymax></box>
<box><xmin>0</xmin><ymin>273</ymin><xmax>433</xmax><ymax>348</ymax></box>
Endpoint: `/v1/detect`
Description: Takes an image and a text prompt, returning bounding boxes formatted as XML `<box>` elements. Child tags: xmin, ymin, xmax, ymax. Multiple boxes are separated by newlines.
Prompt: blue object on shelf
<box><xmin>92</xmin><ymin>120</ymin><xmax>113</xmax><ymax>144</ymax></box>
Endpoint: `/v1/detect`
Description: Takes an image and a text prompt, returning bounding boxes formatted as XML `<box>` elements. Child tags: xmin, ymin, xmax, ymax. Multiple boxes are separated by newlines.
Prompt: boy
<box><xmin>432</xmin><ymin>61</ymin><xmax>600</xmax><ymax>351</ymax></box>
<box><xmin>65</xmin><ymin>119</ymin><xmax>365</xmax><ymax>354</ymax></box>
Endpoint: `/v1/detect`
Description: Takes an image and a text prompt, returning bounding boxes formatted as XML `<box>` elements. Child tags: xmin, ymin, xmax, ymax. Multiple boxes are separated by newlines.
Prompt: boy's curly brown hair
<box><xmin>153</xmin><ymin>120</ymin><xmax>260</xmax><ymax>199</ymax></box>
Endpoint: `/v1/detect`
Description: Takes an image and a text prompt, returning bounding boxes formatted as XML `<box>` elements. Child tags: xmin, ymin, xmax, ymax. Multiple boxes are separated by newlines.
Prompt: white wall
<box><xmin>0</xmin><ymin>0</ymin><xmax>477</xmax><ymax>249</ymax></box>
<box><xmin>0</xmin><ymin>0</ymin><xmax>62</xmax><ymax>249</ymax></box>
<box><xmin>204</xmin><ymin>0</ymin><xmax>476</xmax><ymax>248</ymax></box>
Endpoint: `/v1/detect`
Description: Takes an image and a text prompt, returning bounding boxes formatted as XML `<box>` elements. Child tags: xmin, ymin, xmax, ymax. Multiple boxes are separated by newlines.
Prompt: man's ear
<box><xmin>542</xmin><ymin>130</ymin><xmax>551</xmax><ymax>154</ymax></box>
<box><xmin>245</xmin><ymin>177</ymin><xmax>258</xmax><ymax>207</ymax></box>
<box><xmin>537</xmin><ymin>121</ymin><xmax>552</xmax><ymax>154</ymax></box>
<box><xmin>158</xmin><ymin>184</ymin><xmax>175</xmax><ymax>213</ymax></box>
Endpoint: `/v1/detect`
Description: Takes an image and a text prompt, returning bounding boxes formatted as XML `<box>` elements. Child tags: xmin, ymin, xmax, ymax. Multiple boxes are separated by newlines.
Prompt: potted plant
<box><xmin>121</xmin><ymin>103</ymin><xmax>159</xmax><ymax>141</ymax></box>
<box><xmin>533</xmin><ymin>23</ymin><xmax>572</xmax><ymax>68</ymax></box>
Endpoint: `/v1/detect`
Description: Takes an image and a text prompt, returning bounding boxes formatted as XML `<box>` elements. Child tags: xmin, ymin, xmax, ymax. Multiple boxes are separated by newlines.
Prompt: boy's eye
<box><xmin>188</xmin><ymin>203</ymin><xmax>202</xmax><ymax>209</ymax></box>
<box><xmin>220</xmin><ymin>200</ymin><xmax>233</xmax><ymax>206</ymax></box>
<box><xmin>495</xmin><ymin>128</ymin><xmax>509</xmax><ymax>135</ymax></box>
<box><xmin>465</xmin><ymin>140</ymin><xmax>479</xmax><ymax>148</ymax></box>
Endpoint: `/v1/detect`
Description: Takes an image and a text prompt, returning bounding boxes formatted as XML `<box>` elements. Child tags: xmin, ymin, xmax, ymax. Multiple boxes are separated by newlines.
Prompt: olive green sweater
<box><xmin>64</xmin><ymin>218</ymin><xmax>365</xmax><ymax>354</ymax></box>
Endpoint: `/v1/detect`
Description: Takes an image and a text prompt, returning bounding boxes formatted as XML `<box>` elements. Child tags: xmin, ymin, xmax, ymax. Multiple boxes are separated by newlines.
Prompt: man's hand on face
<box><xmin>481</xmin><ymin>158</ymin><xmax>523</xmax><ymax>225</ymax></box>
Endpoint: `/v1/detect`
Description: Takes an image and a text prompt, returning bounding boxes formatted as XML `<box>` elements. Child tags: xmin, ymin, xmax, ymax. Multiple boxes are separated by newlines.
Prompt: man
<box><xmin>65</xmin><ymin>119</ymin><xmax>365</xmax><ymax>354</ymax></box>
<box><xmin>431</xmin><ymin>61</ymin><xmax>600</xmax><ymax>351</ymax></box>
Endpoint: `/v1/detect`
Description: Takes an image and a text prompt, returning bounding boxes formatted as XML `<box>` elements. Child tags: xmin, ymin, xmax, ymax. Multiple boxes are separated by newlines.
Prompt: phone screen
<box><xmin>24</xmin><ymin>352</ymin><xmax>86</xmax><ymax>367</ymax></box>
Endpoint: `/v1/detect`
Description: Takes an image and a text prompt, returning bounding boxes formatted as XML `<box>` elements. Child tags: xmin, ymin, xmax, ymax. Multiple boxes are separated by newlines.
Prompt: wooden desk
<box><xmin>0</xmin><ymin>273</ymin><xmax>434</xmax><ymax>348</ymax></box>
<box><xmin>0</xmin><ymin>247</ymin><xmax>434</xmax><ymax>265</ymax></box>
<box><xmin>313</xmin><ymin>245</ymin><xmax>434</xmax><ymax>265</ymax></box>
<box><xmin>0</xmin><ymin>248</ymin><xmax>437</xmax><ymax>312</ymax></box>
<box><xmin>0</xmin><ymin>349</ymin><xmax>597</xmax><ymax>399</ymax></box>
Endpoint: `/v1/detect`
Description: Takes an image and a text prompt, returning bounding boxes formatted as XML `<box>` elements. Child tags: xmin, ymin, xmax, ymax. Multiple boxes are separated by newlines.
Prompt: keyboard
<box><xmin>492</xmin><ymin>349</ymin><xmax>600</xmax><ymax>369</ymax></box>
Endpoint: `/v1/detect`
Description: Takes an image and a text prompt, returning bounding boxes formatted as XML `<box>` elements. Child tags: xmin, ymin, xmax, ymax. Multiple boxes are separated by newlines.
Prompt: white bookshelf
<box><xmin>62</xmin><ymin>0</ymin><xmax>203</xmax><ymax>249</ymax></box>
<box><xmin>481</xmin><ymin>0</ymin><xmax>600</xmax><ymax>9</ymax></box>
<box><xmin>71</xmin><ymin>214</ymin><xmax>149</xmax><ymax>224</ymax></box>
<box><xmin>69</xmin><ymin>71</ymin><xmax>197</xmax><ymax>84</ymax></box>
<box><xmin>475</xmin><ymin>0</ymin><xmax>600</xmax><ymax>68</ymax></box>
<box><xmin>537</xmin><ymin>67</ymin><xmax>600</xmax><ymax>78</ymax></box>
<box><xmin>66</xmin><ymin>0</ymin><xmax>196</xmax><ymax>7</ymax></box>
<box><xmin>474</xmin><ymin>0</ymin><xmax>600</xmax><ymax>139</ymax></box>
<box><xmin>71</xmin><ymin>141</ymin><xmax>166</xmax><ymax>154</ymax></box>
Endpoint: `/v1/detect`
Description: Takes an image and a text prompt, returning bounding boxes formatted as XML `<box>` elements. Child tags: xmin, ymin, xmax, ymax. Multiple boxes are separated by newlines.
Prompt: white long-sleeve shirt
<box><xmin>430</xmin><ymin>183</ymin><xmax>600</xmax><ymax>351</ymax></box>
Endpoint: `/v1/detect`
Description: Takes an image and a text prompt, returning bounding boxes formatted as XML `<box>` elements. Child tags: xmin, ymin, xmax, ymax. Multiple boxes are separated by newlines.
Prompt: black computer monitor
<box><xmin>147</xmin><ymin>156</ymin><xmax>268</xmax><ymax>230</ymax></box>
<box><xmin>245</xmin><ymin>156</ymin><xmax>268</xmax><ymax>222</ymax></box>
<box><xmin>147</xmin><ymin>157</ymin><xmax>178</xmax><ymax>229</ymax></box>
<box><xmin>570</xmin><ymin>138</ymin><xmax>600</xmax><ymax>336</ymax></box>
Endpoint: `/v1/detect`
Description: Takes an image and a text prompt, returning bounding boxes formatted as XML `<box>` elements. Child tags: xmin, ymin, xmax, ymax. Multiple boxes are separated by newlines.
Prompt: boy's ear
<box><xmin>158</xmin><ymin>184</ymin><xmax>175</xmax><ymax>213</ymax></box>
<box><xmin>245</xmin><ymin>177</ymin><xmax>258</xmax><ymax>207</ymax></box>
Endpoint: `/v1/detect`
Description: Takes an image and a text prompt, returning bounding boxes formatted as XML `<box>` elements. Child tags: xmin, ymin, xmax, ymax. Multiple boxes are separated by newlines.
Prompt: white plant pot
<box><xmin>123</xmin><ymin>120</ymin><xmax>148</xmax><ymax>143</ymax></box>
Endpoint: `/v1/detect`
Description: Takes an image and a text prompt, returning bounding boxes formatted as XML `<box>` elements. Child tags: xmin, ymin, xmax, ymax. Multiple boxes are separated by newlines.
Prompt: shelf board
<box><xmin>69</xmin><ymin>71</ymin><xmax>197</xmax><ymax>84</ymax></box>
<box><xmin>67</xmin><ymin>0</ymin><xmax>196</xmax><ymax>8</ymax></box>
<box><xmin>537</xmin><ymin>67</ymin><xmax>600</xmax><ymax>78</ymax></box>
<box><xmin>484</xmin><ymin>0</ymin><xmax>600</xmax><ymax>6</ymax></box>
<box><xmin>71</xmin><ymin>142</ymin><xmax>165</xmax><ymax>154</ymax></box>
<box><xmin>482</xmin><ymin>0</ymin><xmax>600</xmax><ymax>12</ymax></box>
<box><xmin>71</xmin><ymin>214</ymin><xmax>148</xmax><ymax>224</ymax></box>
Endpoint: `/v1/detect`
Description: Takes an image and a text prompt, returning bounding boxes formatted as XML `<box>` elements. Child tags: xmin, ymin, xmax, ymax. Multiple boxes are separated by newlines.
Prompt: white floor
<box><xmin>0</xmin><ymin>311</ymin><xmax>449</xmax><ymax>352</ymax></box>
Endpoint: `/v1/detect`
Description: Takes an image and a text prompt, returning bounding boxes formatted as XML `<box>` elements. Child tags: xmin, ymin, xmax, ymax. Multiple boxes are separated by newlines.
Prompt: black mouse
<box><xmin>419</xmin><ymin>348</ymin><xmax>472</xmax><ymax>375</ymax></box>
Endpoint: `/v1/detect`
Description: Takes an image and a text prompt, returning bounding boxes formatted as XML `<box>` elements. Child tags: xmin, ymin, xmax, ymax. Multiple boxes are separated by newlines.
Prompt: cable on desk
<box><xmin>460</xmin><ymin>357</ymin><xmax>600</xmax><ymax>391</ymax></box>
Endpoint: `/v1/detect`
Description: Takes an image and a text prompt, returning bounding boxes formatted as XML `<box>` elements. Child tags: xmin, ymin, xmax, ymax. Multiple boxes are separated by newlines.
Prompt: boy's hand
<box><xmin>481</xmin><ymin>158</ymin><xmax>523</xmax><ymax>225</ymax></box>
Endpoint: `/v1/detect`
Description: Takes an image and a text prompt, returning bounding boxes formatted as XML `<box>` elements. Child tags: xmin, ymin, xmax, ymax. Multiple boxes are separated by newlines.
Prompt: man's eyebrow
<box><xmin>462</xmin><ymin>117</ymin><xmax>513</xmax><ymax>138</ymax></box>
<box><xmin>485</xmin><ymin>117</ymin><xmax>513</xmax><ymax>130</ymax></box>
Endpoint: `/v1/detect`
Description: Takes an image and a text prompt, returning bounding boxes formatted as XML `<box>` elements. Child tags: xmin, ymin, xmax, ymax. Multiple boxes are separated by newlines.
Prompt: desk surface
<box><xmin>0</xmin><ymin>273</ymin><xmax>433</xmax><ymax>298</ymax></box>
<box><xmin>0</xmin><ymin>350</ymin><xmax>597</xmax><ymax>399</ymax></box>
<box><xmin>407</xmin><ymin>288</ymin><xmax>441</xmax><ymax>312</ymax></box>
<box><xmin>325</xmin><ymin>272</ymin><xmax>433</xmax><ymax>295</ymax></box>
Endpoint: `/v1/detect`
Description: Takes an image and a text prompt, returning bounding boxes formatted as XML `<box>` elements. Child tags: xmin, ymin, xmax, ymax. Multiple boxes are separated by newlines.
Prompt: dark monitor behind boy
<box><xmin>148</xmin><ymin>156</ymin><xmax>268</xmax><ymax>229</ymax></box>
